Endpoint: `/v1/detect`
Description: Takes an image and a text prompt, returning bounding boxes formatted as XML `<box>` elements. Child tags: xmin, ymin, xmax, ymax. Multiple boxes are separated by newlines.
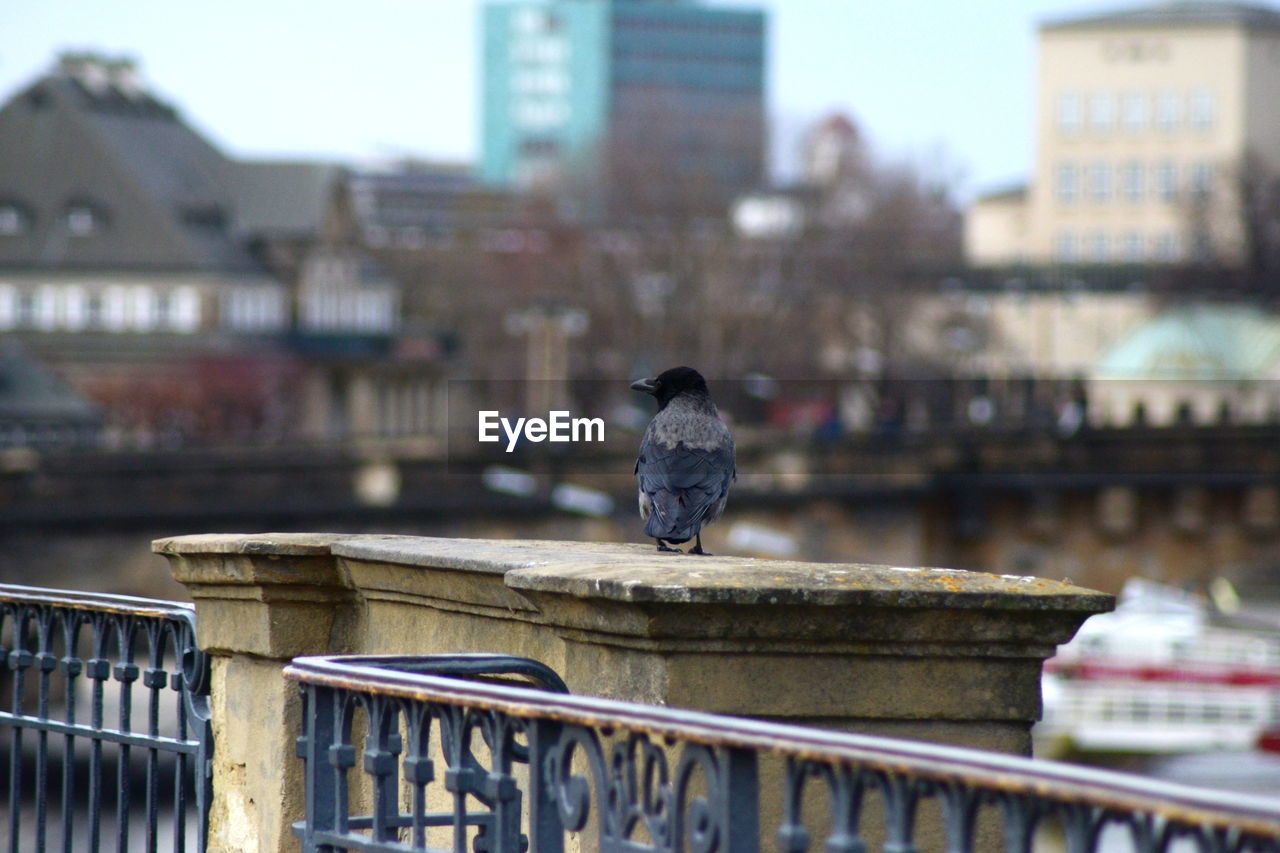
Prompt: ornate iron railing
<box><xmin>288</xmin><ymin>653</ymin><xmax>1280</xmax><ymax>853</ymax></box>
<box><xmin>0</xmin><ymin>584</ymin><xmax>213</xmax><ymax>852</ymax></box>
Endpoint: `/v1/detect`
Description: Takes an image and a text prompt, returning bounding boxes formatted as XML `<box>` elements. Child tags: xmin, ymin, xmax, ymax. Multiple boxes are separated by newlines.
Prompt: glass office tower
<box><xmin>481</xmin><ymin>0</ymin><xmax>766</xmax><ymax>214</ymax></box>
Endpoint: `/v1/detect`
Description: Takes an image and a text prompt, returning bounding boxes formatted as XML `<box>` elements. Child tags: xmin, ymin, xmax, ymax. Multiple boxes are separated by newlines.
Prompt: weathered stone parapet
<box><xmin>155</xmin><ymin>533</ymin><xmax>1113</xmax><ymax>853</ymax></box>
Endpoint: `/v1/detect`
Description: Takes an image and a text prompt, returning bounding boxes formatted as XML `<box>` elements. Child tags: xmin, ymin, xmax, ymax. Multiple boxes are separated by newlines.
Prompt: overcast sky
<box><xmin>0</xmin><ymin>0</ymin><xmax>1158</xmax><ymax>198</ymax></box>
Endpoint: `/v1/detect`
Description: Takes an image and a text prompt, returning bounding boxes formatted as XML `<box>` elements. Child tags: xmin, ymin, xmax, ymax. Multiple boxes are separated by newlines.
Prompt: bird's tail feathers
<box><xmin>643</xmin><ymin>490</ymin><xmax>702</xmax><ymax>543</ymax></box>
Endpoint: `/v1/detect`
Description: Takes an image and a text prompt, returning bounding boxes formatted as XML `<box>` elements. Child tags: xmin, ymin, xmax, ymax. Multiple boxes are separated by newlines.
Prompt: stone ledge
<box><xmin>331</xmin><ymin>535</ymin><xmax>1112</xmax><ymax>612</ymax></box>
<box><xmin>153</xmin><ymin>532</ymin><xmax>355</xmax><ymax>557</ymax></box>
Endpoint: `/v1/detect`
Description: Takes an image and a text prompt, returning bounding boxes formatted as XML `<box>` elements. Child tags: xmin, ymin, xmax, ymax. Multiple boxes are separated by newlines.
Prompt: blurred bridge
<box><xmin>2</xmin><ymin>424</ymin><xmax>1278</xmax><ymax>595</ymax></box>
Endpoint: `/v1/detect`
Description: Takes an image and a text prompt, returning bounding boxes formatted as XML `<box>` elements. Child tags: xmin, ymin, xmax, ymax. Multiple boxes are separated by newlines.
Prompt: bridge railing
<box><xmin>287</xmin><ymin>653</ymin><xmax>1280</xmax><ymax>853</ymax></box>
<box><xmin>0</xmin><ymin>583</ymin><xmax>213</xmax><ymax>852</ymax></box>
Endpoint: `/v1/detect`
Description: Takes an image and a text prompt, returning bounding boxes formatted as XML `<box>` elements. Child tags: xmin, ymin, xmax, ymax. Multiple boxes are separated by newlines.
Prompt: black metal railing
<box><xmin>0</xmin><ymin>584</ymin><xmax>213</xmax><ymax>852</ymax></box>
<box><xmin>288</xmin><ymin>653</ymin><xmax>1280</xmax><ymax>853</ymax></box>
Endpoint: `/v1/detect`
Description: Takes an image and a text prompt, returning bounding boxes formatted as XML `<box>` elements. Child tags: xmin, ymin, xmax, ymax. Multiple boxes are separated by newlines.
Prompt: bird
<box><xmin>630</xmin><ymin>366</ymin><xmax>735</xmax><ymax>555</ymax></box>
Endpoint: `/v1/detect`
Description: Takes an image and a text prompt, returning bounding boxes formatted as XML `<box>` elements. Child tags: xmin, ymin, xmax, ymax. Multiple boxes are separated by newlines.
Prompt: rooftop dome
<box><xmin>1094</xmin><ymin>304</ymin><xmax>1280</xmax><ymax>379</ymax></box>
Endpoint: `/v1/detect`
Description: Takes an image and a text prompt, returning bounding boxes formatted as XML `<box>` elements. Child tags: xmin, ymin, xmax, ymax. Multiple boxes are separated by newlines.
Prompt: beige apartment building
<box><xmin>967</xmin><ymin>1</ymin><xmax>1280</xmax><ymax>265</ymax></box>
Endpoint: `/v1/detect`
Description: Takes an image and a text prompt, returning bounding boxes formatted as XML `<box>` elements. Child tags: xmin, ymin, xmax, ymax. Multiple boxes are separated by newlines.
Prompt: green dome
<box><xmin>1095</xmin><ymin>304</ymin><xmax>1280</xmax><ymax>380</ymax></box>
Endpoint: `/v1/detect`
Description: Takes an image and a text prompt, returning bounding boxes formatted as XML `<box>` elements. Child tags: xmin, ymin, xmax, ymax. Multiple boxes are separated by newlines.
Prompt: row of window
<box><xmin>1077</xmin><ymin>635</ymin><xmax>1280</xmax><ymax>666</ymax></box>
<box><xmin>1065</xmin><ymin>693</ymin><xmax>1272</xmax><ymax>725</ymax></box>
<box><xmin>1055</xmin><ymin>89</ymin><xmax>1215</xmax><ymax>135</ymax></box>
<box><xmin>0</xmin><ymin>284</ymin><xmax>288</xmax><ymax>334</ymax></box>
<box><xmin>1055</xmin><ymin>159</ymin><xmax>1214</xmax><ymax>204</ymax></box>
<box><xmin>613</xmin><ymin>49</ymin><xmax>763</xmax><ymax>68</ymax></box>
<box><xmin>510</xmin><ymin>35</ymin><xmax>569</xmax><ymax>65</ymax></box>
<box><xmin>300</xmin><ymin>290</ymin><xmax>398</xmax><ymax>333</ymax></box>
<box><xmin>0</xmin><ymin>284</ymin><xmax>200</xmax><ymax>332</ymax></box>
<box><xmin>511</xmin><ymin>8</ymin><xmax>560</xmax><ymax>34</ymax></box>
<box><xmin>222</xmin><ymin>288</ymin><xmax>287</xmax><ymax>332</ymax></box>
<box><xmin>511</xmin><ymin>96</ymin><xmax>571</xmax><ymax>130</ymax></box>
<box><xmin>1053</xmin><ymin>229</ymin><xmax>1184</xmax><ymax>262</ymax></box>
<box><xmin>614</xmin><ymin>17</ymin><xmax>763</xmax><ymax>38</ymax></box>
<box><xmin>511</xmin><ymin>67</ymin><xmax>570</xmax><ymax>96</ymax></box>
<box><xmin>508</xmin><ymin>29</ymin><xmax>571</xmax><ymax>134</ymax></box>
<box><xmin>0</xmin><ymin>203</ymin><xmax>105</xmax><ymax>237</ymax></box>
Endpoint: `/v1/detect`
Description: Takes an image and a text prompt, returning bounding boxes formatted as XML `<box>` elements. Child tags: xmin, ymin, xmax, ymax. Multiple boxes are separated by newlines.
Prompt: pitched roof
<box><xmin>0</xmin><ymin>56</ymin><xmax>264</xmax><ymax>274</ymax></box>
<box><xmin>227</xmin><ymin>160</ymin><xmax>343</xmax><ymax>239</ymax></box>
<box><xmin>1043</xmin><ymin>1</ymin><xmax>1280</xmax><ymax>31</ymax></box>
<box><xmin>0</xmin><ymin>342</ymin><xmax>101</xmax><ymax>424</ymax></box>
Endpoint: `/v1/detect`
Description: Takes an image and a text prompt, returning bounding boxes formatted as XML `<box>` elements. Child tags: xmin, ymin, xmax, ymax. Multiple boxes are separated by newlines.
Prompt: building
<box><xmin>967</xmin><ymin>1</ymin><xmax>1280</xmax><ymax>266</ymax></box>
<box><xmin>0</xmin><ymin>53</ymin><xmax>288</xmax><ymax>337</ymax></box>
<box><xmin>1089</xmin><ymin>303</ymin><xmax>1280</xmax><ymax>425</ymax></box>
<box><xmin>347</xmin><ymin>161</ymin><xmax>518</xmax><ymax>249</ymax></box>
<box><xmin>0</xmin><ymin>54</ymin><xmax>448</xmax><ymax>447</ymax></box>
<box><xmin>480</xmin><ymin>0</ymin><xmax>767</xmax><ymax>214</ymax></box>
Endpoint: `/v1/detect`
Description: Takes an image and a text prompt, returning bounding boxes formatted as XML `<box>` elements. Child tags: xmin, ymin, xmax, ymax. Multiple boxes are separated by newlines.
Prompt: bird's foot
<box><xmin>688</xmin><ymin>545</ymin><xmax>713</xmax><ymax>556</ymax></box>
<box><xmin>656</xmin><ymin>541</ymin><xmax>682</xmax><ymax>553</ymax></box>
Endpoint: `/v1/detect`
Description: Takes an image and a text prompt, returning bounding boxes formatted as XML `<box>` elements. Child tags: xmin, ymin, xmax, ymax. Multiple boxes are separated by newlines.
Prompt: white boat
<box><xmin>1037</xmin><ymin>578</ymin><xmax>1280</xmax><ymax>755</ymax></box>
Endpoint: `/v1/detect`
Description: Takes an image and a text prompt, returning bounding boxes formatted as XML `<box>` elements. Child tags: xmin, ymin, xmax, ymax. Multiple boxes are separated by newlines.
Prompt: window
<box><xmin>129</xmin><ymin>286</ymin><xmax>156</xmax><ymax>331</ymax></box>
<box><xmin>155</xmin><ymin>292</ymin><xmax>172</xmax><ymax>328</ymax></box>
<box><xmin>15</xmin><ymin>291</ymin><xmax>35</xmax><ymax>327</ymax></box>
<box><xmin>62</xmin><ymin>285</ymin><xmax>86</xmax><ymax>331</ymax></box>
<box><xmin>1054</xmin><ymin>231</ymin><xmax>1077</xmax><ymax>261</ymax></box>
<box><xmin>513</xmin><ymin>7</ymin><xmax>560</xmax><ymax>35</ymax></box>
<box><xmin>170</xmin><ymin>287</ymin><xmax>200</xmax><ymax>333</ymax></box>
<box><xmin>1156</xmin><ymin>160</ymin><xmax>1178</xmax><ymax>201</ymax></box>
<box><xmin>29</xmin><ymin>286</ymin><xmax>58</xmax><ymax>331</ymax></box>
<box><xmin>1192</xmin><ymin>230</ymin><xmax>1214</xmax><ymax>262</ymax></box>
<box><xmin>103</xmin><ymin>286</ymin><xmax>129</xmax><ymax>331</ymax></box>
<box><xmin>1190</xmin><ymin>161</ymin><xmax>1213</xmax><ymax>196</ymax></box>
<box><xmin>85</xmin><ymin>291</ymin><xmax>104</xmax><ymax>328</ymax></box>
<box><xmin>66</xmin><ymin>205</ymin><xmax>100</xmax><ymax>235</ymax></box>
<box><xmin>1119</xmin><ymin>161</ymin><xmax>1144</xmax><ymax>201</ymax></box>
<box><xmin>1120</xmin><ymin>231</ymin><xmax>1144</xmax><ymax>261</ymax></box>
<box><xmin>1087</xmin><ymin>161</ymin><xmax>1111</xmax><ymax>201</ymax></box>
<box><xmin>1190</xmin><ymin>90</ymin><xmax>1214</xmax><ymax>130</ymax></box>
<box><xmin>1089</xmin><ymin>93</ymin><xmax>1114</xmax><ymax>132</ymax></box>
<box><xmin>0</xmin><ymin>204</ymin><xmax>30</xmax><ymax>235</ymax></box>
<box><xmin>1156</xmin><ymin>90</ymin><xmax>1181</xmax><ymax>131</ymax></box>
<box><xmin>1075</xmin><ymin>230</ymin><xmax>1105</xmax><ymax>261</ymax></box>
<box><xmin>513</xmin><ymin>67</ymin><xmax>569</xmax><ymax>95</ymax></box>
<box><xmin>513</xmin><ymin>98</ymin><xmax>569</xmax><ymax>129</ymax></box>
<box><xmin>1153</xmin><ymin>232</ymin><xmax>1179</xmax><ymax>261</ymax></box>
<box><xmin>225</xmin><ymin>287</ymin><xmax>284</xmax><ymax>332</ymax></box>
<box><xmin>1056</xmin><ymin>93</ymin><xmax>1082</xmax><ymax>134</ymax></box>
<box><xmin>1122</xmin><ymin>92</ymin><xmax>1147</xmax><ymax>131</ymax></box>
<box><xmin>512</xmin><ymin>36</ymin><xmax>567</xmax><ymax>64</ymax></box>
<box><xmin>0</xmin><ymin>284</ymin><xmax>14</xmax><ymax>329</ymax></box>
<box><xmin>356</xmin><ymin>291</ymin><xmax>395</xmax><ymax>332</ymax></box>
<box><xmin>1056</xmin><ymin>162</ymin><xmax>1079</xmax><ymax>202</ymax></box>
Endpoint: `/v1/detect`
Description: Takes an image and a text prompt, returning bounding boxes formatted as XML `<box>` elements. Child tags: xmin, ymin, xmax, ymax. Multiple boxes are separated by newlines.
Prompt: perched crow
<box><xmin>631</xmin><ymin>366</ymin><xmax>735</xmax><ymax>555</ymax></box>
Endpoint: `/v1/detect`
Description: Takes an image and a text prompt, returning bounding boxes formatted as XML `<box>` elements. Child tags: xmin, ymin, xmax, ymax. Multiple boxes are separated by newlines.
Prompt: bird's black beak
<box><xmin>630</xmin><ymin>377</ymin><xmax>657</xmax><ymax>395</ymax></box>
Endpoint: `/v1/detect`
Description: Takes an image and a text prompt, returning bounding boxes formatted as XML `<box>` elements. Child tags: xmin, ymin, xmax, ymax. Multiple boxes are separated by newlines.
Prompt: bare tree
<box><xmin>1234</xmin><ymin>151</ymin><xmax>1280</xmax><ymax>282</ymax></box>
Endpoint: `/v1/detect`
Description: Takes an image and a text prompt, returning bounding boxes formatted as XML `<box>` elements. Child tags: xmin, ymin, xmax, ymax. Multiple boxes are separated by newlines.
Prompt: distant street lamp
<box><xmin>504</xmin><ymin>305</ymin><xmax>588</xmax><ymax>414</ymax></box>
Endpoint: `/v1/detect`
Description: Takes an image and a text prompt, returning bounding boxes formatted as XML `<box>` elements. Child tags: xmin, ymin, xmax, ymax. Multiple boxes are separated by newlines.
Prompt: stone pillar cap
<box><xmin>153</xmin><ymin>532</ymin><xmax>355</xmax><ymax>557</ymax></box>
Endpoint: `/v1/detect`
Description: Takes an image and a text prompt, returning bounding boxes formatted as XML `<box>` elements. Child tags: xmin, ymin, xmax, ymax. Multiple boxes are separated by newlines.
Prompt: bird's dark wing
<box><xmin>635</xmin><ymin>434</ymin><xmax>735</xmax><ymax>542</ymax></box>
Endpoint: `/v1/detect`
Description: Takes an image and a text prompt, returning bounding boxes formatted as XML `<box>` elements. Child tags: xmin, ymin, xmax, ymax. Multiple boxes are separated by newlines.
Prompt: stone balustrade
<box><xmin>154</xmin><ymin>533</ymin><xmax>1112</xmax><ymax>853</ymax></box>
